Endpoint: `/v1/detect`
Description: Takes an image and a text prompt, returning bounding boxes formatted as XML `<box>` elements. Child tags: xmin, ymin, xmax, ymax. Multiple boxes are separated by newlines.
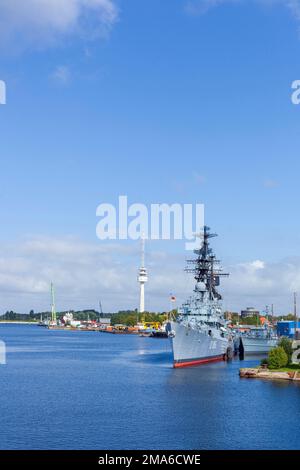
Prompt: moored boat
<box><xmin>239</xmin><ymin>327</ymin><xmax>278</xmax><ymax>355</ymax></box>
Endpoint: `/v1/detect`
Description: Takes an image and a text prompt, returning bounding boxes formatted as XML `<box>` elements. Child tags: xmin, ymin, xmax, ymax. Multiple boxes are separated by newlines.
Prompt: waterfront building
<box><xmin>241</xmin><ymin>307</ymin><xmax>260</xmax><ymax>319</ymax></box>
<box><xmin>277</xmin><ymin>321</ymin><xmax>300</xmax><ymax>338</ymax></box>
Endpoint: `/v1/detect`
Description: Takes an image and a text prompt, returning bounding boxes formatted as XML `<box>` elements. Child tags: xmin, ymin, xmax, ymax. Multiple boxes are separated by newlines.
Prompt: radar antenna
<box><xmin>185</xmin><ymin>226</ymin><xmax>229</xmax><ymax>301</ymax></box>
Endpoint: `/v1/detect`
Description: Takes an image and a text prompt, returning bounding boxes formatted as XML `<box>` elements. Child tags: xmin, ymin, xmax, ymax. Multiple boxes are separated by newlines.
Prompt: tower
<box><xmin>138</xmin><ymin>236</ymin><xmax>148</xmax><ymax>313</ymax></box>
<box><xmin>99</xmin><ymin>300</ymin><xmax>103</xmax><ymax>320</ymax></box>
<box><xmin>51</xmin><ymin>282</ymin><xmax>56</xmax><ymax>324</ymax></box>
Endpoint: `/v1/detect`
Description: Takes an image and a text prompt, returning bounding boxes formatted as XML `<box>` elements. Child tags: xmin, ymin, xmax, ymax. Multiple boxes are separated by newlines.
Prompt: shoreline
<box><xmin>240</xmin><ymin>367</ymin><xmax>300</xmax><ymax>382</ymax></box>
<box><xmin>0</xmin><ymin>321</ymin><xmax>37</xmax><ymax>325</ymax></box>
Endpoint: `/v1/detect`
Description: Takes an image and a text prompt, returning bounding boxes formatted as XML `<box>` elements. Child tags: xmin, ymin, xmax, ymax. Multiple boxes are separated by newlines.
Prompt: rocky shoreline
<box><xmin>240</xmin><ymin>368</ymin><xmax>300</xmax><ymax>382</ymax></box>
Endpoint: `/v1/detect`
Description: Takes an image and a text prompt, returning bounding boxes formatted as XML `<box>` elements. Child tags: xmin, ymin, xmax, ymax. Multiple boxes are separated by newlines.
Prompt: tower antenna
<box><xmin>51</xmin><ymin>282</ymin><xmax>56</xmax><ymax>324</ymax></box>
<box><xmin>99</xmin><ymin>300</ymin><xmax>103</xmax><ymax>321</ymax></box>
<box><xmin>138</xmin><ymin>234</ymin><xmax>148</xmax><ymax>315</ymax></box>
<box><xmin>185</xmin><ymin>226</ymin><xmax>229</xmax><ymax>301</ymax></box>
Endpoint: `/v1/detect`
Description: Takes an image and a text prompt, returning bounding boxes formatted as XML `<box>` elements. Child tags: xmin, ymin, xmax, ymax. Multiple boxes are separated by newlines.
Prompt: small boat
<box><xmin>150</xmin><ymin>330</ymin><xmax>168</xmax><ymax>338</ymax></box>
<box><xmin>38</xmin><ymin>321</ymin><xmax>49</xmax><ymax>327</ymax></box>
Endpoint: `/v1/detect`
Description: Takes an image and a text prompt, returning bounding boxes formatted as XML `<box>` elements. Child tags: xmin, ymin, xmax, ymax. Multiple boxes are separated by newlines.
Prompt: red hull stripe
<box><xmin>174</xmin><ymin>355</ymin><xmax>224</xmax><ymax>368</ymax></box>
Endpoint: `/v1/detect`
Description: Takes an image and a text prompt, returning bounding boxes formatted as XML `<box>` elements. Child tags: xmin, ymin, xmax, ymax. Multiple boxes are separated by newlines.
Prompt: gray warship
<box><xmin>167</xmin><ymin>226</ymin><xmax>234</xmax><ymax>368</ymax></box>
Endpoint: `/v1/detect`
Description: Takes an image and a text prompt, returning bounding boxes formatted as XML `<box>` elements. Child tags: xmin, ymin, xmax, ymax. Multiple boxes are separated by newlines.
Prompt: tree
<box><xmin>283</xmin><ymin>314</ymin><xmax>296</xmax><ymax>321</ymax></box>
<box><xmin>278</xmin><ymin>337</ymin><xmax>293</xmax><ymax>364</ymax></box>
<box><xmin>111</xmin><ymin>310</ymin><xmax>166</xmax><ymax>326</ymax></box>
<box><xmin>268</xmin><ymin>347</ymin><xmax>288</xmax><ymax>370</ymax></box>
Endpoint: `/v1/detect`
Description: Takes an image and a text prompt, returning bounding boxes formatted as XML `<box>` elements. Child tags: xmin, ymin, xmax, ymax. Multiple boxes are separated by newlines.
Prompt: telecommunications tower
<box><xmin>50</xmin><ymin>282</ymin><xmax>56</xmax><ymax>324</ymax></box>
<box><xmin>138</xmin><ymin>236</ymin><xmax>148</xmax><ymax>313</ymax></box>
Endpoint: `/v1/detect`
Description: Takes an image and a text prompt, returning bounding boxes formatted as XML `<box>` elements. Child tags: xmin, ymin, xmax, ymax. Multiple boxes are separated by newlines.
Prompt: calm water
<box><xmin>0</xmin><ymin>324</ymin><xmax>299</xmax><ymax>450</ymax></box>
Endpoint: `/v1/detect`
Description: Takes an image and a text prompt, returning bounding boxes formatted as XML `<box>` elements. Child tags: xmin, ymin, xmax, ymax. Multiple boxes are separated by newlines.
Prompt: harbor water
<box><xmin>0</xmin><ymin>324</ymin><xmax>299</xmax><ymax>450</ymax></box>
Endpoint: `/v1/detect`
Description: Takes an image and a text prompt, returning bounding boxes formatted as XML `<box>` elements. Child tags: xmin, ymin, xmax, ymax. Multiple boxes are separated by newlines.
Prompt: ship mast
<box><xmin>185</xmin><ymin>226</ymin><xmax>229</xmax><ymax>301</ymax></box>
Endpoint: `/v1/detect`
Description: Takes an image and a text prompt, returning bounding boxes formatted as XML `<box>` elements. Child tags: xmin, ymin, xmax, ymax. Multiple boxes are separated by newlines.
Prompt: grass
<box><xmin>272</xmin><ymin>365</ymin><xmax>300</xmax><ymax>372</ymax></box>
<box><xmin>258</xmin><ymin>362</ymin><xmax>300</xmax><ymax>372</ymax></box>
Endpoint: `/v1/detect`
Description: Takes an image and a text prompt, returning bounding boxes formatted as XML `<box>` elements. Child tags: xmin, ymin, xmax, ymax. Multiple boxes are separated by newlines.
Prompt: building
<box><xmin>277</xmin><ymin>321</ymin><xmax>300</xmax><ymax>338</ymax></box>
<box><xmin>241</xmin><ymin>307</ymin><xmax>260</xmax><ymax>319</ymax></box>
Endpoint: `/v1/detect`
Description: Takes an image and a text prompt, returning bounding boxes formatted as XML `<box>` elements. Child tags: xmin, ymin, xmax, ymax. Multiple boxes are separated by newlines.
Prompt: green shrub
<box><xmin>260</xmin><ymin>358</ymin><xmax>269</xmax><ymax>367</ymax></box>
<box><xmin>278</xmin><ymin>337</ymin><xmax>293</xmax><ymax>364</ymax></box>
<box><xmin>268</xmin><ymin>347</ymin><xmax>288</xmax><ymax>370</ymax></box>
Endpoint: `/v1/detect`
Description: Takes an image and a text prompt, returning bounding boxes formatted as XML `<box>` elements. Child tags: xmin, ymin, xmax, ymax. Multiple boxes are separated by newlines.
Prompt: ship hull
<box><xmin>241</xmin><ymin>337</ymin><xmax>278</xmax><ymax>355</ymax></box>
<box><xmin>169</xmin><ymin>321</ymin><xmax>230</xmax><ymax>368</ymax></box>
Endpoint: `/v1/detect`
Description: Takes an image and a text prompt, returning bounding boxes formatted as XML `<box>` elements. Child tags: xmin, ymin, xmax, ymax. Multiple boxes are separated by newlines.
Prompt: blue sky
<box><xmin>1</xmin><ymin>0</ymin><xmax>300</xmax><ymax>314</ymax></box>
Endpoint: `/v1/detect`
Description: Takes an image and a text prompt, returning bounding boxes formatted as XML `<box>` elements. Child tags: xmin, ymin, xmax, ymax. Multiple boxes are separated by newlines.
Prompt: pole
<box><xmin>271</xmin><ymin>304</ymin><xmax>274</xmax><ymax>324</ymax></box>
<box><xmin>140</xmin><ymin>236</ymin><xmax>145</xmax><ymax>316</ymax></box>
<box><xmin>140</xmin><ymin>283</ymin><xmax>145</xmax><ymax>314</ymax></box>
<box><xmin>294</xmin><ymin>292</ymin><xmax>297</xmax><ymax>340</ymax></box>
<box><xmin>169</xmin><ymin>294</ymin><xmax>176</xmax><ymax>320</ymax></box>
<box><xmin>51</xmin><ymin>282</ymin><xmax>56</xmax><ymax>324</ymax></box>
<box><xmin>141</xmin><ymin>236</ymin><xmax>145</xmax><ymax>269</ymax></box>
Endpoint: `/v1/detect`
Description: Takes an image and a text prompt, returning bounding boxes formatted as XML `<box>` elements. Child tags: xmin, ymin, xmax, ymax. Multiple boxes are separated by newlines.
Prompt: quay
<box><xmin>47</xmin><ymin>326</ymin><xmax>99</xmax><ymax>331</ymax></box>
<box><xmin>0</xmin><ymin>321</ymin><xmax>37</xmax><ymax>325</ymax></box>
<box><xmin>240</xmin><ymin>368</ymin><xmax>300</xmax><ymax>382</ymax></box>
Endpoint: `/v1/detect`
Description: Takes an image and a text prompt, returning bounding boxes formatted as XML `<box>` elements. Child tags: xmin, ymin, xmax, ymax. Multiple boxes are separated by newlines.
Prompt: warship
<box><xmin>167</xmin><ymin>226</ymin><xmax>234</xmax><ymax>368</ymax></box>
<box><xmin>239</xmin><ymin>327</ymin><xmax>278</xmax><ymax>355</ymax></box>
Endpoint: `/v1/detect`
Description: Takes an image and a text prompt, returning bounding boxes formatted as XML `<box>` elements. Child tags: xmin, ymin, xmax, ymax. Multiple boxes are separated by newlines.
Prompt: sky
<box><xmin>1</xmin><ymin>0</ymin><xmax>300</xmax><ymax>314</ymax></box>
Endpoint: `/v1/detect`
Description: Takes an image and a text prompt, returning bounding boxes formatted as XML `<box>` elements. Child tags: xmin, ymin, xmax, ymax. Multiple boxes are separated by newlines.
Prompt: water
<box><xmin>0</xmin><ymin>324</ymin><xmax>299</xmax><ymax>450</ymax></box>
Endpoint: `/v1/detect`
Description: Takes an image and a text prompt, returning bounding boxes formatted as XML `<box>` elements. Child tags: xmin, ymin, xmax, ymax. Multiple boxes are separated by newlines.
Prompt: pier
<box><xmin>240</xmin><ymin>367</ymin><xmax>300</xmax><ymax>382</ymax></box>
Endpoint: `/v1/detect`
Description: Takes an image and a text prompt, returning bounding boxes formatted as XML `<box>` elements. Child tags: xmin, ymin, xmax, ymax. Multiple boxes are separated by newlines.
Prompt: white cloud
<box><xmin>263</xmin><ymin>178</ymin><xmax>279</xmax><ymax>188</ymax></box>
<box><xmin>0</xmin><ymin>236</ymin><xmax>187</xmax><ymax>313</ymax></box>
<box><xmin>185</xmin><ymin>0</ymin><xmax>236</xmax><ymax>15</ymax></box>
<box><xmin>0</xmin><ymin>235</ymin><xmax>299</xmax><ymax>315</ymax></box>
<box><xmin>0</xmin><ymin>237</ymin><xmax>140</xmax><ymax>312</ymax></box>
<box><xmin>0</xmin><ymin>0</ymin><xmax>118</xmax><ymax>50</ymax></box>
<box><xmin>250</xmin><ymin>259</ymin><xmax>265</xmax><ymax>269</ymax></box>
<box><xmin>193</xmin><ymin>172</ymin><xmax>206</xmax><ymax>185</ymax></box>
<box><xmin>185</xmin><ymin>0</ymin><xmax>300</xmax><ymax>25</ymax></box>
<box><xmin>285</xmin><ymin>0</ymin><xmax>300</xmax><ymax>21</ymax></box>
<box><xmin>51</xmin><ymin>65</ymin><xmax>71</xmax><ymax>84</ymax></box>
<box><xmin>223</xmin><ymin>257</ymin><xmax>300</xmax><ymax>314</ymax></box>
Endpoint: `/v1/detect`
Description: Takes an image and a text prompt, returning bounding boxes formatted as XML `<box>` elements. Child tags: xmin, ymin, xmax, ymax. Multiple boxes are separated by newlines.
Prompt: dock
<box><xmin>47</xmin><ymin>326</ymin><xmax>100</xmax><ymax>331</ymax></box>
<box><xmin>240</xmin><ymin>368</ymin><xmax>300</xmax><ymax>382</ymax></box>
